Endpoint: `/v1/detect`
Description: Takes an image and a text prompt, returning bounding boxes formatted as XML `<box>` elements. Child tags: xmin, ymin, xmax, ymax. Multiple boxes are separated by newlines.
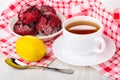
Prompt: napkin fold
<box><xmin>0</xmin><ymin>0</ymin><xmax>120</xmax><ymax>80</ymax></box>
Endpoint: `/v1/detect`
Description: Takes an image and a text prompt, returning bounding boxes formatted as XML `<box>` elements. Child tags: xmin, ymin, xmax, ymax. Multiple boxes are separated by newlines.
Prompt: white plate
<box><xmin>52</xmin><ymin>35</ymin><xmax>116</xmax><ymax>66</ymax></box>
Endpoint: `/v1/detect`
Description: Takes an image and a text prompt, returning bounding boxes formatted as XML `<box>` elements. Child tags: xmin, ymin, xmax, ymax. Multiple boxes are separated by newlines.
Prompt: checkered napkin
<box><xmin>92</xmin><ymin>8</ymin><xmax>120</xmax><ymax>80</ymax></box>
<box><xmin>0</xmin><ymin>0</ymin><xmax>120</xmax><ymax>79</ymax></box>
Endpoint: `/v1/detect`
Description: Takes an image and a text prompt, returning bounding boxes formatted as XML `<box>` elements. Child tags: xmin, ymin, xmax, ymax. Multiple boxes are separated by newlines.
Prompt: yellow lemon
<box><xmin>15</xmin><ymin>35</ymin><xmax>46</xmax><ymax>62</ymax></box>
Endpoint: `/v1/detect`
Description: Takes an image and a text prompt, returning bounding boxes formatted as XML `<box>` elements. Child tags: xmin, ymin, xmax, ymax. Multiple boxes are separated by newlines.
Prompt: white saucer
<box><xmin>52</xmin><ymin>35</ymin><xmax>116</xmax><ymax>66</ymax></box>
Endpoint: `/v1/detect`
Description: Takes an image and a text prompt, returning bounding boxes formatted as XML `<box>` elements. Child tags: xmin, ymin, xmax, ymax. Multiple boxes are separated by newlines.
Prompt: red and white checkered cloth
<box><xmin>0</xmin><ymin>0</ymin><xmax>120</xmax><ymax>79</ymax></box>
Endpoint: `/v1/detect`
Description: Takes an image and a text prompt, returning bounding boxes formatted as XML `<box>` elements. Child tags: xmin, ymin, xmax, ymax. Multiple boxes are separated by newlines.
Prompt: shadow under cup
<box><xmin>62</xmin><ymin>16</ymin><xmax>106</xmax><ymax>56</ymax></box>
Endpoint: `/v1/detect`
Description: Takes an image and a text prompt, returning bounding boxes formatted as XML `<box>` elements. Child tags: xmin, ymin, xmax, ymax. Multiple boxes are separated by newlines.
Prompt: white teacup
<box><xmin>62</xmin><ymin>16</ymin><xmax>106</xmax><ymax>56</ymax></box>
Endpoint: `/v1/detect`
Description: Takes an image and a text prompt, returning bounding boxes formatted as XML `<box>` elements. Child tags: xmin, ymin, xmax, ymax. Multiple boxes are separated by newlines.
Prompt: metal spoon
<box><xmin>5</xmin><ymin>58</ymin><xmax>73</xmax><ymax>74</ymax></box>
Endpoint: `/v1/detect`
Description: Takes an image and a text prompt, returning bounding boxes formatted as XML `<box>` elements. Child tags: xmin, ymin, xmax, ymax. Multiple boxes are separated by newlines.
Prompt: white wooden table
<box><xmin>1</xmin><ymin>0</ymin><xmax>119</xmax><ymax>80</ymax></box>
<box><xmin>0</xmin><ymin>54</ymin><xmax>111</xmax><ymax>80</ymax></box>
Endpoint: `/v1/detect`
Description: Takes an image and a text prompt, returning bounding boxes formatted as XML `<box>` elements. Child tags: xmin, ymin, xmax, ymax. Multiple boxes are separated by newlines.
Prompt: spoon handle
<box><xmin>30</xmin><ymin>66</ymin><xmax>73</xmax><ymax>74</ymax></box>
<box><xmin>45</xmin><ymin>67</ymin><xmax>73</xmax><ymax>74</ymax></box>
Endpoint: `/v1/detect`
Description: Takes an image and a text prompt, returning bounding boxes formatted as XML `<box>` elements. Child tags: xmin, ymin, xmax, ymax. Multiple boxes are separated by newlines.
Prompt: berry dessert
<box><xmin>14</xmin><ymin>20</ymin><xmax>37</xmax><ymax>35</ymax></box>
<box><xmin>36</xmin><ymin>12</ymin><xmax>61</xmax><ymax>36</ymax></box>
<box><xmin>13</xmin><ymin>4</ymin><xmax>62</xmax><ymax>37</ymax></box>
<box><xmin>18</xmin><ymin>5</ymin><xmax>41</xmax><ymax>24</ymax></box>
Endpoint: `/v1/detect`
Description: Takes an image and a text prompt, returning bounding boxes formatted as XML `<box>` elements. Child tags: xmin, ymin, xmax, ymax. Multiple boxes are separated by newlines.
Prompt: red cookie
<box><xmin>38</xmin><ymin>5</ymin><xmax>56</xmax><ymax>14</ymax></box>
<box><xmin>14</xmin><ymin>20</ymin><xmax>37</xmax><ymax>35</ymax></box>
<box><xmin>36</xmin><ymin>12</ymin><xmax>61</xmax><ymax>36</ymax></box>
<box><xmin>18</xmin><ymin>5</ymin><xmax>41</xmax><ymax>24</ymax></box>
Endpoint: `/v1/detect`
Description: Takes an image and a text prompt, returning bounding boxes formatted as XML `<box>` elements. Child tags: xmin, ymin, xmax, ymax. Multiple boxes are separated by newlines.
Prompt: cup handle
<box><xmin>93</xmin><ymin>37</ymin><xmax>106</xmax><ymax>53</ymax></box>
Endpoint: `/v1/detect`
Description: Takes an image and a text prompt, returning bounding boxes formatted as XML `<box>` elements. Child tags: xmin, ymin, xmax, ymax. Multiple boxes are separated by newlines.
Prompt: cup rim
<box><xmin>63</xmin><ymin>16</ymin><xmax>104</xmax><ymax>36</ymax></box>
